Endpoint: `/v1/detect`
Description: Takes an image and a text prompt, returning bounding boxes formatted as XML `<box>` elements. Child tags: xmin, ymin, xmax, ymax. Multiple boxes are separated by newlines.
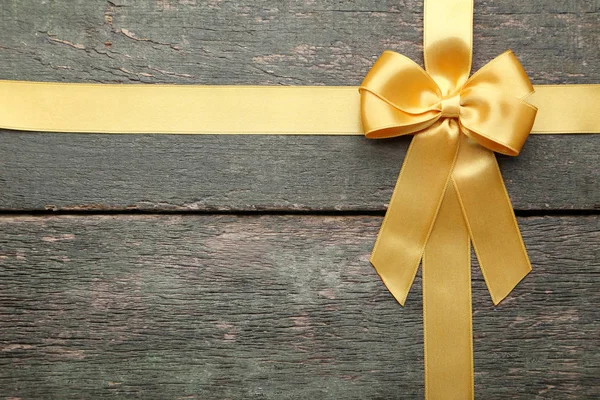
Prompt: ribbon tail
<box><xmin>423</xmin><ymin>182</ymin><xmax>474</xmax><ymax>400</ymax></box>
<box><xmin>370</xmin><ymin>120</ymin><xmax>460</xmax><ymax>305</ymax></box>
<box><xmin>452</xmin><ymin>135</ymin><xmax>531</xmax><ymax>305</ymax></box>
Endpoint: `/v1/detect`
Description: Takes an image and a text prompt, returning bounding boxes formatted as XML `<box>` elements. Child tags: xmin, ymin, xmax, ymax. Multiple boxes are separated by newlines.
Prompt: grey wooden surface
<box><xmin>0</xmin><ymin>0</ymin><xmax>598</xmax><ymax>211</ymax></box>
<box><xmin>0</xmin><ymin>215</ymin><xmax>598</xmax><ymax>399</ymax></box>
<box><xmin>1</xmin><ymin>1</ymin><xmax>599</xmax><ymax>399</ymax></box>
<box><xmin>1</xmin><ymin>134</ymin><xmax>598</xmax><ymax>212</ymax></box>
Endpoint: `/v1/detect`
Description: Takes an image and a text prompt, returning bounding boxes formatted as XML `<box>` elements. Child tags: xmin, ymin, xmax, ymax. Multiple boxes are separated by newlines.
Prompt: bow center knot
<box><xmin>440</xmin><ymin>94</ymin><xmax>461</xmax><ymax>119</ymax></box>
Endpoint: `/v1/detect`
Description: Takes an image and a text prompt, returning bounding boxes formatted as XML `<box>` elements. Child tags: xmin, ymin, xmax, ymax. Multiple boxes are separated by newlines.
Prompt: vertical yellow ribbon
<box><xmin>423</xmin><ymin>182</ymin><xmax>473</xmax><ymax>399</ymax></box>
<box><xmin>363</xmin><ymin>0</ymin><xmax>536</xmax><ymax>398</ymax></box>
<box><xmin>423</xmin><ymin>1</ymin><xmax>476</xmax><ymax>398</ymax></box>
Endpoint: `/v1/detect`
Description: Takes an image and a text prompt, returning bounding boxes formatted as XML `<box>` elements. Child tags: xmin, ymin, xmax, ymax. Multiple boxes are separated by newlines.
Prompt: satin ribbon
<box><xmin>359</xmin><ymin>0</ymin><xmax>598</xmax><ymax>399</ymax></box>
<box><xmin>1</xmin><ymin>81</ymin><xmax>598</xmax><ymax>134</ymax></box>
<box><xmin>0</xmin><ymin>0</ymin><xmax>599</xmax><ymax>399</ymax></box>
<box><xmin>360</xmin><ymin>49</ymin><xmax>534</xmax><ymax>399</ymax></box>
<box><xmin>360</xmin><ymin>50</ymin><xmax>536</xmax><ymax>302</ymax></box>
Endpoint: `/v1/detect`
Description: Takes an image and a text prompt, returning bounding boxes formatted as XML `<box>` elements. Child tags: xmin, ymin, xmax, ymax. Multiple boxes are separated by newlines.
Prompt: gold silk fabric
<box><xmin>359</xmin><ymin>50</ymin><xmax>538</xmax><ymax>307</ymax></box>
<box><xmin>358</xmin><ymin>0</ymin><xmax>598</xmax><ymax>399</ymax></box>
<box><xmin>1</xmin><ymin>82</ymin><xmax>597</xmax><ymax>135</ymax></box>
<box><xmin>360</xmin><ymin>49</ymin><xmax>535</xmax><ymax>400</ymax></box>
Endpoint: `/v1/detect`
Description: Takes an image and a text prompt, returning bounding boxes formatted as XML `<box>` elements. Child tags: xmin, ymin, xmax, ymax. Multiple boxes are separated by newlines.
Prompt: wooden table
<box><xmin>1</xmin><ymin>1</ymin><xmax>598</xmax><ymax>398</ymax></box>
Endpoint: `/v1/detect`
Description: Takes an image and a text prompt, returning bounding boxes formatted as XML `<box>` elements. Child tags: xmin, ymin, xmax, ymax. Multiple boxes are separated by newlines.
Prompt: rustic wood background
<box><xmin>0</xmin><ymin>1</ymin><xmax>598</xmax><ymax>399</ymax></box>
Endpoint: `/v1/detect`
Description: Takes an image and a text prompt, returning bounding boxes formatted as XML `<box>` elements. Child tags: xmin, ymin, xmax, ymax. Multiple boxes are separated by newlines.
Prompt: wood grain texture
<box><xmin>0</xmin><ymin>215</ymin><xmax>598</xmax><ymax>399</ymax></box>
<box><xmin>1</xmin><ymin>134</ymin><xmax>599</xmax><ymax>212</ymax></box>
<box><xmin>0</xmin><ymin>0</ymin><xmax>598</xmax><ymax>211</ymax></box>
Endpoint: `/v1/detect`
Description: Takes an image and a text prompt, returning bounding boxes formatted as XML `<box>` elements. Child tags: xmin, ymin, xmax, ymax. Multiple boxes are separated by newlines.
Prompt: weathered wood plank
<box><xmin>1</xmin><ymin>1</ymin><xmax>597</xmax><ymax>85</ymax></box>
<box><xmin>0</xmin><ymin>0</ymin><xmax>598</xmax><ymax>212</ymax></box>
<box><xmin>0</xmin><ymin>215</ymin><xmax>598</xmax><ymax>399</ymax></box>
<box><xmin>1</xmin><ymin>133</ymin><xmax>598</xmax><ymax>212</ymax></box>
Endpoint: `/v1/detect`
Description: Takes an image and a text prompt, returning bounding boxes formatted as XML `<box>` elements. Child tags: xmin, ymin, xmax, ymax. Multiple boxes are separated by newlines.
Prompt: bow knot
<box><xmin>440</xmin><ymin>94</ymin><xmax>461</xmax><ymax>118</ymax></box>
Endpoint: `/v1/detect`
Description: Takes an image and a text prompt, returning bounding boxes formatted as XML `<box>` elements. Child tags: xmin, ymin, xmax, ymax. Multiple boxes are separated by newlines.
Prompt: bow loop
<box><xmin>359</xmin><ymin>51</ymin><xmax>441</xmax><ymax>139</ymax></box>
<box><xmin>361</xmin><ymin>51</ymin><xmax>441</xmax><ymax>112</ymax></box>
<box><xmin>457</xmin><ymin>50</ymin><xmax>537</xmax><ymax>155</ymax></box>
<box><xmin>463</xmin><ymin>50</ymin><xmax>535</xmax><ymax>99</ymax></box>
<box><xmin>459</xmin><ymin>86</ymin><xmax>537</xmax><ymax>156</ymax></box>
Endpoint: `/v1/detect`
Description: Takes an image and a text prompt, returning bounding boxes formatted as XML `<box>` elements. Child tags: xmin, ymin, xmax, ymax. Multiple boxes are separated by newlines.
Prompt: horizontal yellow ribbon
<box><xmin>0</xmin><ymin>80</ymin><xmax>598</xmax><ymax>135</ymax></box>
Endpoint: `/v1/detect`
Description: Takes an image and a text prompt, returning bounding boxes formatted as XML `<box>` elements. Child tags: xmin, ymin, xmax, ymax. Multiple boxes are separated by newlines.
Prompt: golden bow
<box><xmin>360</xmin><ymin>49</ymin><xmax>537</xmax><ymax>306</ymax></box>
<box><xmin>359</xmin><ymin>11</ymin><xmax>539</xmax><ymax>397</ymax></box>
